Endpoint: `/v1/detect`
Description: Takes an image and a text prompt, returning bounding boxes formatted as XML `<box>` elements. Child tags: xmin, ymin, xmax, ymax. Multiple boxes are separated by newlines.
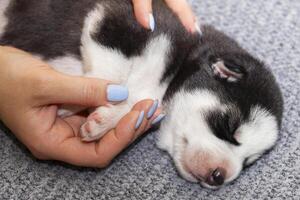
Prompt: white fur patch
<box><xmin>126</xmin><ymin>36</ymin><xmax>170</xmax><ymax>103</ymax></box>
<box><xmin>0</xmin><ymin>0</ymin><xmax>10</xmax><ymax>38</ymax></box>
<box><xmin>47</xmin><ymin>55</ymin><xmax>84</xmax><ymax>76</ymax></box>
<box><xmin>158</xmin><ymin>89</ymin><xmax>224</xmax><ymax>154</ymax></box>
<box><xmin>234</xmin><ymin>106</ymin><xmax>278</xmax><ymax>164</ymax></box>
<box><xmin>78</xmin><ymin>3</ymin><xmax>170</xmax><ymax>139</ymax></box>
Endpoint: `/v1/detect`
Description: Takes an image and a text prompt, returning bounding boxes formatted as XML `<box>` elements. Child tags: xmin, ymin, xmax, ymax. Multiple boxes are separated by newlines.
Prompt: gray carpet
<box><xmin>1</xmin><ymin>0</ymin><xmax>299</xmax><ymax>199</ymax></box>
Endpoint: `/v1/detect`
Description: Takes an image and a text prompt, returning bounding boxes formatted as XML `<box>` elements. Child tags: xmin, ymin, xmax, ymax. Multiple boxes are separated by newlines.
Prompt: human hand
<box><xmin>0</xmin><ymin>46</ymin><xmax>162</xmax><ymax>167</ymax></box>
<box><xmin>132</xmin><ymin>0</ymin><xmax>200</xmax><ymax>33</ymax></box>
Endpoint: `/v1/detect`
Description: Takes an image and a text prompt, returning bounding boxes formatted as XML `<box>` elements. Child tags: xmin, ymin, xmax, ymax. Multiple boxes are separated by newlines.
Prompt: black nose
<box><xmin>206</xmin><ymin>168</ymin><xmax>225</xmax><ymax>186</ymax></box>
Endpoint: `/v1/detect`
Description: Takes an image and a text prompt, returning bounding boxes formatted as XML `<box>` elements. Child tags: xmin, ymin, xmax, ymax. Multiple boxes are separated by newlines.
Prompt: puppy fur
<box><xmin>0</xmin><ymin>0</ymin><xmax>283</xmax><ymax>188</ymax></box>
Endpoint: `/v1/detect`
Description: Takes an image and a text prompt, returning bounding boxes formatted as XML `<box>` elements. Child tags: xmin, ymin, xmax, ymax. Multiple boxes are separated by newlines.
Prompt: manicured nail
<box><xmin>149</xmin><ymin>13</ymin><xmax>155</xmax><ymax>31</ymax></box>
<box><xmin>135</xmin><ymin>111</ymin><xmax>145</xmax><ymax>129</ymax></box>
<box><xmin>107</xmin><ymin>85</ymin><xmax>129</xmax><ymax>102</ymax></box>
<box><xmin>147</xmin><ymin>100</ymin><xmax>159</xmax><ymax>119</ymax></box>
<box><xmin>151</xmin><ymin>114</ymin><xmax>166</xmax><ymax>125</ymax></box>
<box><xmin>195</xmin><ymin>22</ymin><xmax>202</xmax><ymax>35</ymax></box>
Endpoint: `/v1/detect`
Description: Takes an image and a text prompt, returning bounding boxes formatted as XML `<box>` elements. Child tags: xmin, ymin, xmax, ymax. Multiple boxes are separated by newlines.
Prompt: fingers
<box><xmin>145</xmin><ymin>106</ymin><xmax>164</xmax><ymax>130</ymax></box>
<box><xmin>44</xmin><ymin>99</ymin><xmax>163</xmax><ymax>167</ymax></box>
<box><xmin>92</xmin><ymin>110</ymin><xmax>145</xmax><ymax>166</ymax></box>
<box><xmin>132</xmin><ymin>0</ymin><xmax>200</xmax><ymax>33</ymax></box>
<box><xmin>132</xmin><ymin>0</ymin><xmax>154</xmax><ymax>31</ymax></box>
<box><xmin>165</xmin><ymin>0</ymin><xmax>197</xmax><ymax>33</ymax></box>
<box><xmin>93</xmin><ymin>99</ymin><xmax>162</xmax><ymax>166</ymax></box>
<box><xmin>36</xmin><ymin>70</ymin><xmax>129</xmax><ymax>107</ymax></box>
<box><xmin>0</xmin><ymin>46</ymin><xmax>33</xmax><ymax>56</ymax></box>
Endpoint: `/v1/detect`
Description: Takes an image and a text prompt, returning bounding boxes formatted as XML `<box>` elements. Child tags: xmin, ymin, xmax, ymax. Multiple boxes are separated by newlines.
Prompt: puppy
<box><xmin>0</xmin><ymin>0</ymin><xmax>283</xmax><ymax>188</ymax></box>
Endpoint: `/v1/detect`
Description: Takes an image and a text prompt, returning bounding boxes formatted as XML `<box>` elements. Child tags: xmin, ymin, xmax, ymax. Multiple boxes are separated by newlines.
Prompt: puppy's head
<box><xmin>159</xmin><ymin>26</ymin><xmax>283</xmax><ymax>188</ymax></box>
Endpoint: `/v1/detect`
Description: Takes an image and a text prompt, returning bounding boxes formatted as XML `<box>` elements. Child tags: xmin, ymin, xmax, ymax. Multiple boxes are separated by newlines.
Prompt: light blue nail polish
<box><xmin>149</xmin><ymin>13</ymin><xmax>155</xmax><ymax>31</ymax></box>
<box><xmin>151</xmin><ymin>114</ymin><xmax>166</xmax><ymax>125</ymax></box>
<box><xmin>135</xmin><ymin>111</ymin><xmax>145</xmax><ymax>129</ymax></box>
<box><xmin>195</xmin><ymin>22</ymin><xmax>203</xmax><ymax>36</ymax></box>
<box><xmin>107</xmin><ymin>85</ymin><xmax>129</xmax><ymax>102</ymax></box>
<box><xmin>147</xmin><ymin>100</ymin><xmax>159</xmax><ymax>119</ymax></box>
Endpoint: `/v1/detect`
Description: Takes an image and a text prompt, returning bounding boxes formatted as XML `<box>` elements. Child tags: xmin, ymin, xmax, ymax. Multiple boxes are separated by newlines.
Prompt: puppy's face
<box><xmin>159</xmin><ymin>53</ymin><xmax>283</xmax><ymax>189</ymax></box>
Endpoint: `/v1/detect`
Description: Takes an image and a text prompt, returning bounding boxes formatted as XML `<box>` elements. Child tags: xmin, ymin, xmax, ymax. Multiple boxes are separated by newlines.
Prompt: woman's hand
<box><xmin>132</xmin><ymin>0</ymin><xmax>200</xmax><ymax>33</ymax></box>
<box><xmin>0</xmin><ymin>46</ymin><xmax>161</xmax><ymax>167</ymax></box>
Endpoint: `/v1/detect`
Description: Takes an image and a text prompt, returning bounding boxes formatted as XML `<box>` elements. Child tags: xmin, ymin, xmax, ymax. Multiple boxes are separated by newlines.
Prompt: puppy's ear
<box><xmin>212</xmin><ymin>59</ymin><xmax>246</xmax><ymax>82</ymax></box>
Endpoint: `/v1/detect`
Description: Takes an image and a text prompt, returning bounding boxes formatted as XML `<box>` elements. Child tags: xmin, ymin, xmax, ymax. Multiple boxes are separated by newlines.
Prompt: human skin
<box><xmin>0</xmin><ymin>46</ymin><xmax>162</xmax><ymax>167</ymax></box>
<box><xmin>133</xmin><ymin>0</ymin><xmax>198</xmax><ymax>33</ymax></box>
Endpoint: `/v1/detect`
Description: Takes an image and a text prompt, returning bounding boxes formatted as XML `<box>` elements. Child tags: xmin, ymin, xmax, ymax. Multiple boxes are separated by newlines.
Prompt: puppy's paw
<box><xmin>80</xmin><ymin>104</ymin><xmax>130</xmax><ymax>142</ymax></box>
<box><xmin>80</xmin><ymin>111</ymin><xmax>111</xmax><ymax>141</ymax></box>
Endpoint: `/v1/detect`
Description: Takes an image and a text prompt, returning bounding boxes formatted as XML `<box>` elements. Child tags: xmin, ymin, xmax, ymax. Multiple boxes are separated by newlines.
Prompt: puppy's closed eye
<box><xmin>206</xmin><ymin>110</ymin><xmax>241</xmax><ymax>145</ymax></box>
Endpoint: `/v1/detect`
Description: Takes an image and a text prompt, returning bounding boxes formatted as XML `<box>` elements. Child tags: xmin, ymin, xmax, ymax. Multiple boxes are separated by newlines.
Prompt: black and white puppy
<box><xmin>0</xmin><ymin>0</ymin><xmax>283</xmax><ymax>188</ymax></box>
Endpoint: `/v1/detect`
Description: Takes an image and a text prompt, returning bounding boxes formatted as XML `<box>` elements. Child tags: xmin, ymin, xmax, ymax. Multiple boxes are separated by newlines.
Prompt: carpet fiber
<box><xmin>0</xmin><ymin>0</ymin><xmax>299</xmax><ymax>199</ymax></box>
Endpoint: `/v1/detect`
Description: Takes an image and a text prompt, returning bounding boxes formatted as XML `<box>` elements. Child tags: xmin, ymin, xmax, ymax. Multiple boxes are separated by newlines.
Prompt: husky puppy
<box><xmin>0</xmin><ymin>0</ymin><xmax>283</xmax><ymax>188</ymax></box>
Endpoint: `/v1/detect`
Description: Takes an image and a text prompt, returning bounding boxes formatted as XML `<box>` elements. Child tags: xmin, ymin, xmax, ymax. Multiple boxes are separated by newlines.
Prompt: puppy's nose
<box><xmin>206</xmin><ymin>168</ymin><xmax>225</xmax><ymax>186</ymax></box>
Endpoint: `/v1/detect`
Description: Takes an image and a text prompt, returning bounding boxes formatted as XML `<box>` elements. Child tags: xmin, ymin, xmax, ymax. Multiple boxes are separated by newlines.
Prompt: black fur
<box><xmin>0</xmin><ymin>0</ymin><xmax>283</xmax><ymax>145</ymax></box>
<box><xmin>0</xmin><ymin>0</ymin><xmax>97</xmax><ymax>58</ymax></box>
<box><xmin>206</xmin><ymin>108</ymin><xmax>242</xmax><ymax>145</ymax></box>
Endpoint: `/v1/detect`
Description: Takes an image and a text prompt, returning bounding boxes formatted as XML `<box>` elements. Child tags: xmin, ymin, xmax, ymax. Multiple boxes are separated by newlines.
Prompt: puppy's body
<box><xmin>0</xmin><ymin>0</ymin><xmax>283</xmax><ymax>188</ymax></box>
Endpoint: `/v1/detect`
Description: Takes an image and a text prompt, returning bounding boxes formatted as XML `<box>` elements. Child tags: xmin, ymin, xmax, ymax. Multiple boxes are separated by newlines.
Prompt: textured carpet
<box><xmin>1</xmin><ymin>0</ymin><xmax>299</xmax><ymax>199</ymax></box>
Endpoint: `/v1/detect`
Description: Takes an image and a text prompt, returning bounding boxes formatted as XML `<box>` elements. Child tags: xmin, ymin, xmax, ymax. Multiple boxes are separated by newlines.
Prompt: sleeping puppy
<box><xmin>0</xmin><ymin>0</ymin><xmax>283</xmax><ymax>188</ymax></box>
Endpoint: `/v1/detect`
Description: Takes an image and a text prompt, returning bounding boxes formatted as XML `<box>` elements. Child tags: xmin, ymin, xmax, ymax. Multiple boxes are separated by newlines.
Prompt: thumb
<box><xmin>39</xmin><ymin>70</ymin><xmax>128</xmax><ymax>106</ymax></box>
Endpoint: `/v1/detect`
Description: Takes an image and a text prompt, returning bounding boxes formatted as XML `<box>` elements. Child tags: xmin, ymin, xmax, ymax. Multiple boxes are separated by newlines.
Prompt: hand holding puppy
<box><xmin>0</xmin><ymin>46</ymin><xmax>160</xmax><ymax>167</ymax></box>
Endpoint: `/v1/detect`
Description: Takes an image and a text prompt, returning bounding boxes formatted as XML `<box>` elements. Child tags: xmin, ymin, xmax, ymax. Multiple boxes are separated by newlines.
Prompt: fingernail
<box><xmin>135</xmin><ymin>111</ymin><xmax>145</xmax><ymax>129</ymax></box>
<box><xmin>195</xmin><ymin>22</ymin><xmax>202</xmax><ymax>36</ymax></box>
<box><xmin>107</xmin><ymin>85</ymin><xmax>129</xmax><ymax>102</ymax></box>
<box><xmin>149</xmin><ymin>13</ymin><xmax>155</xmax><ymax>31</ymax></box>
<box><xmin>151</xmin><ymin>114</ymin><xmax>166</xmax><ymax>125</ymax></box>
<box><xmin>147</xmin><ymin>100</ymin><xmax>159</xmax><ymax>119</ymax></box>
